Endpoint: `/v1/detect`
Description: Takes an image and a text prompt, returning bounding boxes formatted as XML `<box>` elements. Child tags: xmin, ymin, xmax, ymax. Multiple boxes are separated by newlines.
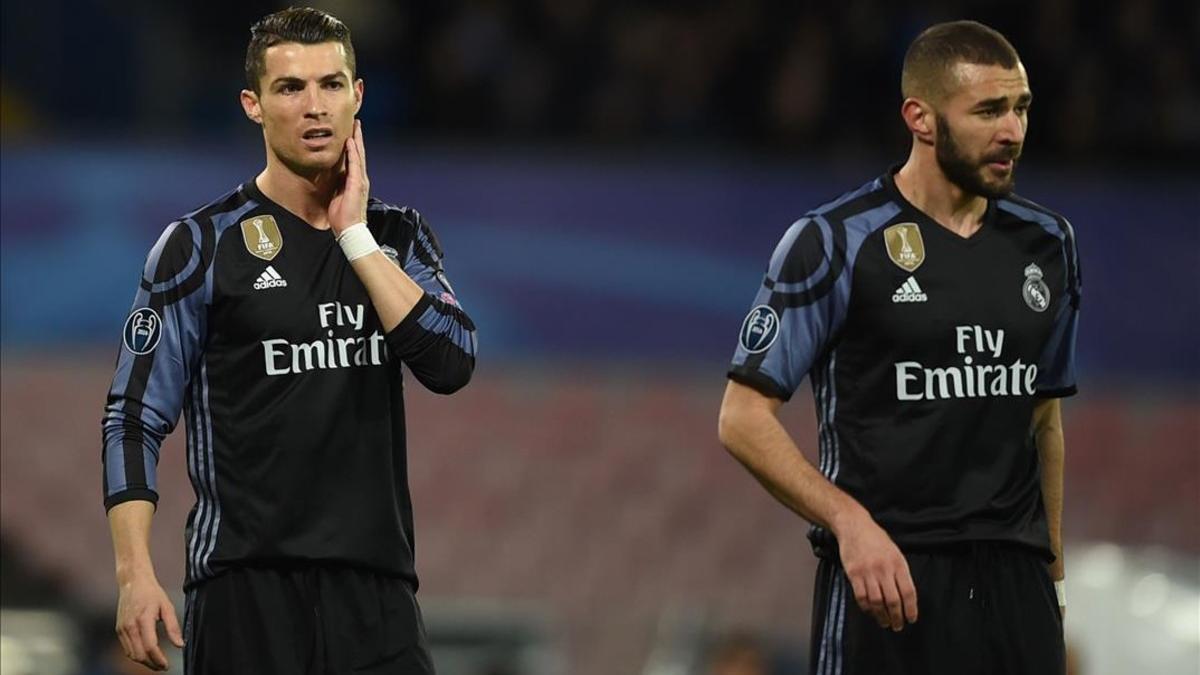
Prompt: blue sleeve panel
<box><xmin>102</xmin><ymin>219</ymin><xmax>210</xmax><ymax>510</ymax></box>
<box><xmin>728</xmin><ymin>218</ymin><xmax>843</xmax><ymax>400</ymax></box>
<box><xmin>385</xmin><ymin>211</ymin><xmax>477</xmax><ymax>394</ymax></box>
<box><xmin>999</xmin><ymin>200</ymin><xmax>1082</xmax><ymax>398</ymax></box>
<box><xmin>728</xmin><ymin>188</ymin><xmax>896</xmax><ymax>401</ymax></box>
<box><xmin>1035</xmin><ymin>218</ymin><xmax>1081</xmax><ymax>397</ymax></box>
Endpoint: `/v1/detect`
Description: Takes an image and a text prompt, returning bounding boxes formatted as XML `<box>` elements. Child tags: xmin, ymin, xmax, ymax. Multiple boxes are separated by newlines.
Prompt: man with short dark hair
<box><xmin>103</xmin><ymin>7</ymin><xmax>475</xmax><ymax>673</ymax></box>
<box><xmin>719</xmin><ymin>21</ymin><xmax>1076</xmax><ymax>675</ymax></box>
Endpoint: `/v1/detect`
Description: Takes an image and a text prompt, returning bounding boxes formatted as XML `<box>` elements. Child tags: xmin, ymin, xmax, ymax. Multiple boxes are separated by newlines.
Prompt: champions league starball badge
<box><xmin>739</xmin><ymin>305</ymin><xmax>780</xmax><ymax>353</ymax></box>
<box><xmin>1022</xmin><ymin>263</ymin><xmax>1050</xmax><ymax>312</ymax></box>
<box><xmin>122</xmin><ymin>307</ymin><xmax>162</xmax><ymax>355</ymax></box>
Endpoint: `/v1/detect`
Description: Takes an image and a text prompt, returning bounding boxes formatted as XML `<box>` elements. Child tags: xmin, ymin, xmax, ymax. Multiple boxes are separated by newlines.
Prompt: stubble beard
<box><xmin>934</xmin><ymin>113</ymin><xmax>1019</xmax><ymax>199</ymax></box>
<box><xmin>275</xmin><ymin>142</ymin><xmax>341</xmax><ymax>180</ymax></box>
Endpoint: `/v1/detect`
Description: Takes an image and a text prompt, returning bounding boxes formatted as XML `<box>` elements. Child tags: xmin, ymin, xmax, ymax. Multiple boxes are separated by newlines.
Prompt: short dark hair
<box><xmin>245</xmin><ymin>7</ymin><xmax>356</xmax><ymax>93</ymax></box>
<box><xmin>901</xmin><ymin>21</ymin><xmax>1020</xmax><ymax>101</ymax></box>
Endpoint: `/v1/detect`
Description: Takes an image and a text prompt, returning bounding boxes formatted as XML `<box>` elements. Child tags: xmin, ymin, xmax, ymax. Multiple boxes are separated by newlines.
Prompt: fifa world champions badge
<box><xmin>240</xmin><ymin>215</ymin><xmax>284</xmax><ymax>261</ymax></box>
<box><xmin>739</xmin><ymin>305</ymin><xmax>780</xmax><ymax>354</ymax></box>
<box><xmin>123</xmin><ymin>308</ymin><xmax>163</xmax><ymax>355</ymax></box>
<box><xmin>1022</xmin><ymin>263</ymin><xmax>1050</xmax><ymax>312</ymax></box>
<box><xmin>883</xmin><ymin>222</ymin><xmax>926</xmax><ymax>272</ymax></box>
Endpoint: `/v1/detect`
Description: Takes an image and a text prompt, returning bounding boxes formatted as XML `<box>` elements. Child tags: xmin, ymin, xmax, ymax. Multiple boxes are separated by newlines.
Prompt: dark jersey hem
<box><xmin>104</xmin><ymin>488</ymin><xmax>159</xmax><ymax>512</ymax></box>
<box><xmin>813</xmin><ymin>535</ymin><xmax>1055</xmax><ymax>564</ymax></box>
<box><xmin>183</xmin><ymin>557</ymin><xmax>419</xmax><ymax>592</ymax></box>
<box><xmin>1035</xmin><ymin>386</ymin><xmax>1078</xmax><ymax>399</ymax></box>
<box><xmin>727</xmin><ymin>368</ymin><xmax>792</xmax><ymax>402</ymax></box>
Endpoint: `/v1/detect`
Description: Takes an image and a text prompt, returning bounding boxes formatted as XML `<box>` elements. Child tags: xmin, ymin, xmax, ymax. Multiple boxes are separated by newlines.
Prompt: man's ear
<box><xmin>901</xmin><ymin>98</ymin><xmax>936</xmax><ymax>146</ymax></box>
<box><xmin>240</xmin><ymin>89</ymin><xmax>263</xmax><ymax>125</ymax></box>
<box><xmin>353</xmin><ymin>79</ymin><xmax>364</xmax><ymax>115</ymax></box>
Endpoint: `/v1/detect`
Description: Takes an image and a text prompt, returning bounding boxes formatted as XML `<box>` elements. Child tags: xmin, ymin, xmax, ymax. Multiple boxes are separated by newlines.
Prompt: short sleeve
<box><xmin>728</xmin><ymin>218</ymin><xmax>850</xmax><ymax>401</ymax></box>
<box><xmin>1034</xmin><ymin>219</ymin><xmax>1081</xmax><ymax>398</ymax></box>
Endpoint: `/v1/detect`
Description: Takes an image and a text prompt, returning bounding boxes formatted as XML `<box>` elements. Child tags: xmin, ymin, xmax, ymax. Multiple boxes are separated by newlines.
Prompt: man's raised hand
<box><xmin>330</xmin><ymin>119</ymin><xmax>369</xmax><ymax>236</ymax></box>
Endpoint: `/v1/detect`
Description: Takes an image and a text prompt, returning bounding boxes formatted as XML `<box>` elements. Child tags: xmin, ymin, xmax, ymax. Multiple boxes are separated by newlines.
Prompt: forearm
<box><xmin>348</xmin><ymin>251</ymin><xmax>426</xmax><ymax>332</ymax></box>
<box><xmin>1034</xmin><ymin>398</ymin><xmax>1065</xmax><ymax>580</ymax></box>
<box><xmin>718</xmin><ymin>387</ymin><xmax>869</xmax><ymax>534</ymax></box>
<box><xmin>108</xmin><ymin>500</ymin><xmax>159</xmax><ymax>585</ymax></box>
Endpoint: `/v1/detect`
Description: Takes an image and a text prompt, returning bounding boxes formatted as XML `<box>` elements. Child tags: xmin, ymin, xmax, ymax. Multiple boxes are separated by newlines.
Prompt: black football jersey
<box><xmin>729</xmin><ymin>168</ymin><xmax>1080</xmax><ymax>558</ymax></box>
<box><xmin>102</xmin><ymin>179</ymin><xmax>476</xmax><ymax>589</ymax></box>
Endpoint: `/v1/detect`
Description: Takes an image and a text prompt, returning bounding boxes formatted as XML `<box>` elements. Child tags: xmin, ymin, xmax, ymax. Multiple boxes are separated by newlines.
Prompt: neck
<box><xmin>254</xmin><ymin>150</ymin><xmax>340</xmax><ymax>230</ymax></box>
<box><xmin>894</xmin><ymin>145</ymin><xmax>988</xmax><ymax>238</ymax></box>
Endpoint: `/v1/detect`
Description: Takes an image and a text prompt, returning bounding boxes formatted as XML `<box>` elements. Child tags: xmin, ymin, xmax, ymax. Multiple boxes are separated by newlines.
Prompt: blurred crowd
<box><xmin>2</xmin><ymin>0</ymin><xmax>1196</xmax><ymax>162</ymax></box>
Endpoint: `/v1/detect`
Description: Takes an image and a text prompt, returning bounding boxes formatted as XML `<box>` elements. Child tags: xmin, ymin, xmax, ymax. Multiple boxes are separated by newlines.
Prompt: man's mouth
<box><xmin>984</xmin><ymin>152</ymin><xmax>1019</xmax><ymax>172</ymax></box>
<box><xmin>301</xmin><ymin>128</ymin><xmax>335</xmax><ymax>145</ymax></box>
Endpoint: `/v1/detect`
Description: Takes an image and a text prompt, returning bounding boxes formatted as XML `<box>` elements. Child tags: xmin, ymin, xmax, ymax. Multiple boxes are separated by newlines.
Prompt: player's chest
<box><xmin>207</xmin><ymin>214</ymin><xmax>401</xmax><ymax>342</ymax></box>
<box><xmin>844</xmin><ymin>221</ymin><xmax>1065</xmax><ymax>360</ymax></box>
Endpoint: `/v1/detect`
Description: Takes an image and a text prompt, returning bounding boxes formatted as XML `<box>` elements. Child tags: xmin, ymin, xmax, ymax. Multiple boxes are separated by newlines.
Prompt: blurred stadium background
<box><xmin>1</xmin><ymin>1</ymin><xmax>1197</xmax><ymax>674</ymax></box>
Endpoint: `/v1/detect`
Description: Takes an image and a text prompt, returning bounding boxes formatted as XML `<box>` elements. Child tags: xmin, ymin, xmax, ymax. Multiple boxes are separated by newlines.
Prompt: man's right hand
<box><xmin>834</xmin><ymin>510</ymin><xmax>919</xmax><ymax>631</ymax></box>
<box><xmin>115</xmin><ymin>574</ymin><xmax>184</xmax><ymax>671</ymax></box>
<box><xmin>716</xmin><ymin>382</ymin><xmax>919</xmax><ymax>632</ymax></box>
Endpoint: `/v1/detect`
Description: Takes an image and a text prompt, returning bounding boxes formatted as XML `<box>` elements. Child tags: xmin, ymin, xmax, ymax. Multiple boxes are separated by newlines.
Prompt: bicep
<box><xmin>722</xmin><ymin>379</ymin><xmax>784</xmax><ymax>418</ymax></box>
<box><xmin>719</xmin><ymin>379</ymin><xmax>785</xmax><ymax>447</ymax></box>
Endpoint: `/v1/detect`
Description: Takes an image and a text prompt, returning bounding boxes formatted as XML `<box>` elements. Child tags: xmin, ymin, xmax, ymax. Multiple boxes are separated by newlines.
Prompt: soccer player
<box><xmin>102</xmin><ymin>8</ymin><xmax>475</xmax><ymax>673</ymax></box>
<box><xmin>718</xmin><ymin>21</ymin><xmax>1078</xmax><ymax>675</ymax></box>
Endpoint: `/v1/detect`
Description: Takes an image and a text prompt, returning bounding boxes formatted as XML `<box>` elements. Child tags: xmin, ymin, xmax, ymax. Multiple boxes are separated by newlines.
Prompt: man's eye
<box><xmin>324</xmin><ymin>81</ymin><xmax>343</xmax><ymax>89</ymax></box>
<box><xmin>280</xmin><ymin>84</ymin><xmax>301</xmax><ymax>94</ymax></box>
<box><xmin>979</xmin><ymin>109</ymin><xmax>1001</xmax><ymax>118</ymax></box>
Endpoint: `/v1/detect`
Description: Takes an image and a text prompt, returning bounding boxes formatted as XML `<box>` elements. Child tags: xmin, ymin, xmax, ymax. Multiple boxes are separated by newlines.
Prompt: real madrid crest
<box><xmin>240</xmin><ymin>215</ymin><xmax>283</xmax><ymax>261</ymax></box>
<box><xmin>1022</xmin><ymin>263</ymin><xmax>1050</xmax><ymax>312</ymax></box>
<box><xmin>883</xmin><ymin>222</ymin><xmax>925</xmax><ymax>272</ymax></box>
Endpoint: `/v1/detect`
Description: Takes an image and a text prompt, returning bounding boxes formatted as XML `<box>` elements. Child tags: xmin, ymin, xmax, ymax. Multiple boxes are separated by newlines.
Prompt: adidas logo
<box><xmin>892</xmin><ymin>276</ymin><xmax>927</xmax><ymax>303</ymax></box>
<box><xmin>253</xmin><ymin>265</ymin><xmax>288</xmax><ymax>290</ymax></box>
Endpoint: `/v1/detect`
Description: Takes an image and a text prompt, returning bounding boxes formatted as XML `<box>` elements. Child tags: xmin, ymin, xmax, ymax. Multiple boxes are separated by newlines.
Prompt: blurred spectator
<box><xmin>1</xmin><ymin>0</ymin><xmax>1195</xmax><ymax>161</ymax></box>
<box><xmin>704</xmin><ymin>632</ymin><xmax>770</xmax><ymax>675</ymax></box>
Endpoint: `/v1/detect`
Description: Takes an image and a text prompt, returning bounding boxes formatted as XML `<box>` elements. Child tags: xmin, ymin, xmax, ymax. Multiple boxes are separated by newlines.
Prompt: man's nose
<box><xmin>997</xmin><ymin>110</ymin><xmax>1025</xmax><ymax>144</ymax></box>
<box><xmin>303</xmin><ymin>85</ymin><xmax>327</xmax><ymax>118</ymax></box>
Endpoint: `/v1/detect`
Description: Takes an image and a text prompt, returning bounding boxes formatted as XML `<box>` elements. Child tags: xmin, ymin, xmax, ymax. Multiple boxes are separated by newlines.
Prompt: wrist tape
<box><xmin>1054</xmin><ymin>580</ymin><xmax>1066</xmax><ymax>606</ymax></box>
<box><xmin>337</xmin><ymin>222</ymin><xmax>379</xmax><ymax>261</ymax></box>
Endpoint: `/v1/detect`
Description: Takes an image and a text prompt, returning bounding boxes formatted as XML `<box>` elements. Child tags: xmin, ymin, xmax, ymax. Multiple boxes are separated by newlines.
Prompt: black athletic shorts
<box><xmin>809</xmin><ymin>541</ymin><xmax>1064</xmax><ymax>675</ymax></box>
<box><xmin>182</xmin><ymin>564</ymin><xmax>436</xmax><ymax>675</ymax></box>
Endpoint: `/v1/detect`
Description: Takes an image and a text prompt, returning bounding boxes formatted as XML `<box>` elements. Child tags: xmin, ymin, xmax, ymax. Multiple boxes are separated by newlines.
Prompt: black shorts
<box><xmin>809</xmin><ymin>541</ymin><xmax>1064</xmax><ymax>675</ymax></box>
<box><xmin>182</xmin><ymin>565</ymin><xmax>436</xmax><ymax>675</ymax></box>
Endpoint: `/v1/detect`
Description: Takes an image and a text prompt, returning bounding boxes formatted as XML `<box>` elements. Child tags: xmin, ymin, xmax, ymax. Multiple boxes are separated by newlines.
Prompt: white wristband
<box><xmin>337</xmin><ymin>222</ymin><xmax>379</xmax><ymax>261</ymax></box>
<box><xmin>1054</xmin><ymin>580</ymin><xmax>1066</xmax><ymax>606</ymax></box>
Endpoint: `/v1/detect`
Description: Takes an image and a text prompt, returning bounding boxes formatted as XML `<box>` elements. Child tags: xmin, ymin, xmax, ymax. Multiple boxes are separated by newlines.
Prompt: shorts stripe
<box><xmin>817</xmin><ymin>565</ymin><xmax>847</xmax><ymax>675</ymax></box>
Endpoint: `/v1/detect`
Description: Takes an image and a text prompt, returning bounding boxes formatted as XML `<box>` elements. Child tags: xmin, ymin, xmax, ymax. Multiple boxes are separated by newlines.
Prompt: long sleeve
<box><xmin>384</xmin><ymin>212</ymin><xmax>476</xmax><ymax>394</ymax></box>
<box><xmin>102</xmin><ymin>219</ymin><xmax>208</xmax><ymax>510</ymax></box>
